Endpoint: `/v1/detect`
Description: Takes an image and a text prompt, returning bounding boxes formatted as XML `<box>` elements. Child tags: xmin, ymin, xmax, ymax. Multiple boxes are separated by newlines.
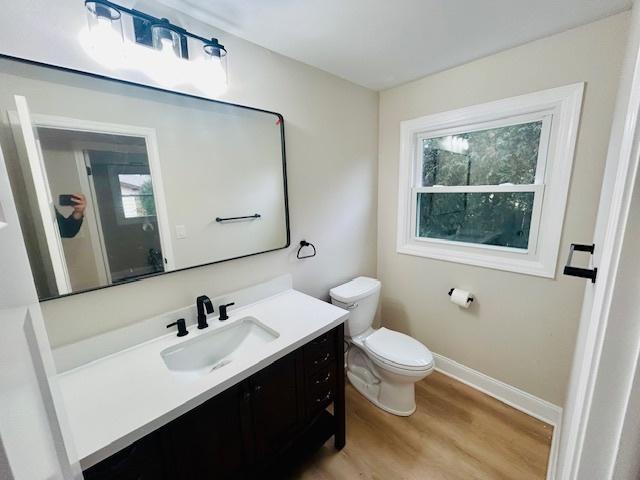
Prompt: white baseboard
<box><xmin>432</xmin><ymin>353</ymin><xmax>562</xmax><ymax>479</ymax></box>
<box><xmin>432</xmin><ymin>353</ymin><xmax>562</xmax><ymax>425</ymax></box>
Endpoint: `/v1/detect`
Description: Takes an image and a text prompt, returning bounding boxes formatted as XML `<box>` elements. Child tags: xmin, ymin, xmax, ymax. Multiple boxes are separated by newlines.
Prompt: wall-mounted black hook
<box><xmin>297</xmin><ymin>240</ymin><xmax>316</xmax><ymax>259</ymax></box>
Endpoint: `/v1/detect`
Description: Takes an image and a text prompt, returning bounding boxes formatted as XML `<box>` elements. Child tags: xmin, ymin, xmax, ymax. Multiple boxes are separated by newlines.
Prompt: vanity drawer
<box><xmin>305</xmin><ymin>363</ymin><xmax>336</xmax><ymax>416</ymax></box>
<box><xmin>304</xmin><ymin>330</ymin><xmax>336</xmax><ymax>372</ymax></box>
<box><xmin>308</xmin><ymin>364</ymin><xmax>336</xmax><ymax>394</ymax></box>
<box><xmin>307</xmin><ymin>381</ymin><xmax>334</xmax><ymax>414</ymax></box>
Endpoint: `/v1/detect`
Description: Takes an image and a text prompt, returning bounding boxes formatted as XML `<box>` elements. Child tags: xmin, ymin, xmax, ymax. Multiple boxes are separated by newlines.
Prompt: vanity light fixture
<box><xmin>83</xmin><ymin>0</ymin><xmax>228</xmax><ymax>91</ymax></box>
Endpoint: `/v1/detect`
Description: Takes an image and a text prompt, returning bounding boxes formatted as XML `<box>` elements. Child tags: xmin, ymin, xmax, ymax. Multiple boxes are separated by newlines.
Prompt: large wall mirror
<box><xmin>0</xmin><ymin>55</ymin><xmax>289</xmax><ymax>301</ymax></box>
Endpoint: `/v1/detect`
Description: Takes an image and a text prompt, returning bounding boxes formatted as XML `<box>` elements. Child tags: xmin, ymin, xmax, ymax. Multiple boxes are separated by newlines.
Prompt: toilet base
<box><xmin>346</xmin><ymin>370</ymin><xmax>417</xmax><ymax>416</ymax></box>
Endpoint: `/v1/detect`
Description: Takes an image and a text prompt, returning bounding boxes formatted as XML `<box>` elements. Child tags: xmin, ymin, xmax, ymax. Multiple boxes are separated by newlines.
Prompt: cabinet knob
<box><xmin>314</xmin><ymin>353</ymin><xmax>331</xmax><ymax>365</ymax></box>
<box><xmin>243</xmin><ymin>391</ymin><xmax>251</xmax><ymax>402</ymax></box>
<box><xmin>254</xmin><ymin>385</ymin><xmax>263</xmax><ymax>393</ymax></box>
<box><xmin>315</xmin><ymin>391</ymin><xmax>332</xmax><ymax>403</ymax></box>
<box><xmin>315</xmin><ymin>371</ymin><xmax>331</xmax><ymax>385</ymax></box>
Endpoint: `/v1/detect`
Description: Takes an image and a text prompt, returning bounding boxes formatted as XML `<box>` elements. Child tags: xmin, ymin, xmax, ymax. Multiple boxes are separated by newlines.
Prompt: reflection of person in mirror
<box><xmin>56</xmin><ymin>193</ymin><xmax>86</xmax><ymax>238</ymax></box>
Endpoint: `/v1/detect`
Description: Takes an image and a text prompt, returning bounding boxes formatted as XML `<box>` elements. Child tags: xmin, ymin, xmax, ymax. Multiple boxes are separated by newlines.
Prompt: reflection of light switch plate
<box><xmin>176</xmin><ymin>225</ymin><xmax>187</xmax><ymax>239</ymax></box>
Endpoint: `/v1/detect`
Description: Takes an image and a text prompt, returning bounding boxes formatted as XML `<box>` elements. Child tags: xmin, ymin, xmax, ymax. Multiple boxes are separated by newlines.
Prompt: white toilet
<box><xmin>330</xmin><ymin>277</ymin><xmax>434</xmax><ymax>416</ymax></box>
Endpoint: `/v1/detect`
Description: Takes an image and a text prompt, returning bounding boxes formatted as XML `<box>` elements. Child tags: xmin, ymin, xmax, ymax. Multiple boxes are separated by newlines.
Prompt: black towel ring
<box><xmin>297</xmin><ymin>240</ymin><xmax>316</xmax><ymax>259</ymax></box>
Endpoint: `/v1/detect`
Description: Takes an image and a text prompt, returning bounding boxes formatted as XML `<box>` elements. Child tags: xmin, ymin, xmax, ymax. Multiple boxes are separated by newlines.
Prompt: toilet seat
<box><xmin>363</xmin><ymin>328</ymin><xmax>433</xmax><ymax>372</ymax></box>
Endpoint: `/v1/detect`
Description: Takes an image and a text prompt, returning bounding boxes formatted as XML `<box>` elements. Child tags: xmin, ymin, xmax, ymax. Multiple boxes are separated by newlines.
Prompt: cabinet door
<box><xmin>161</xmin><ymin>384</ymin><xmax>251</xmax><ymax>479</ymax></box>
<box><xmin>250</xmin><ymin>350</ymin><xmax>304</xmax><ymax>461</ymax></box>
<box><xmin>83</xmin><ymin>434</ymin><xmax>166</xmax><ymax>480</ymax></box>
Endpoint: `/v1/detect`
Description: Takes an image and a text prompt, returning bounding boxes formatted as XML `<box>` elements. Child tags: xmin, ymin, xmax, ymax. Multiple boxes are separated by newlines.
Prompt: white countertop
<box><xmin>56</xmin><ymin>289</ymin><xmax>348</xmax><ymax>469</ymax></box>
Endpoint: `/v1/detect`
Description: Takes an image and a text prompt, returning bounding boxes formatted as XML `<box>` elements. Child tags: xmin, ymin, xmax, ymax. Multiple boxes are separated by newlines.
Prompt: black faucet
<box><xmin>219</xmin><ymin>302</ymin><xmax>235</xmax><ymax>321</ymax></box>
<box><xmin>167</xmin><ymin>318</ymin><xmax>188</xmax><ymax>337</ymax></box>
<box><xmin>196</xmin><ymin>295</ymin><xmax>214</xmax><ymax>329</ymax></box>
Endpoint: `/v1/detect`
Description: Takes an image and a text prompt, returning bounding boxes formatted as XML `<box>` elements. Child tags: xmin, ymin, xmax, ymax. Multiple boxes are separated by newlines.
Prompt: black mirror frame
<box><xmin>0</xmin><ymin>53</ymin><xmax>290</xmax><ymax>302</ymax></box>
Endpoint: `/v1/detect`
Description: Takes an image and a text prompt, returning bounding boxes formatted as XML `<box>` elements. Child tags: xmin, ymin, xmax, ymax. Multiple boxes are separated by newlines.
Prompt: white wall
<box><xmin>0</xmin><ymin>0</ymin><xmax>378</xmax><ymax>347</ymax></box>
<box><xmin>377</xmin><ymin>13</ymin><xmax>629</xmax><ymax>405</ymax></box>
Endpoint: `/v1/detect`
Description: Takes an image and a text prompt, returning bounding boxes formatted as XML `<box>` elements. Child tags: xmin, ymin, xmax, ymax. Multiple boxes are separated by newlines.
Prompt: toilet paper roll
<box><xmin>449</xmin><ymin>288</ymin><xmax>473</xmax><ymax>308</ymax></box>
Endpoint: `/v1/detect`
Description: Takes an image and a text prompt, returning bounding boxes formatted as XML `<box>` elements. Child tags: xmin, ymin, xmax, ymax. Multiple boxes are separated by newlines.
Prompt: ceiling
<box><xmin>155</xmin><ymin>0</ymin><xmax>632</xmax><ymax>90</ymax></box>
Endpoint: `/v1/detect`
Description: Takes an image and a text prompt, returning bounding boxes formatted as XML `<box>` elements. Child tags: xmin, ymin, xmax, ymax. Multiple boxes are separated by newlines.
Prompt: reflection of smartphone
<box><xmin>59</xmin><ymin>194</ymin><xmax>75</xmax><ymax>206</ymax></box>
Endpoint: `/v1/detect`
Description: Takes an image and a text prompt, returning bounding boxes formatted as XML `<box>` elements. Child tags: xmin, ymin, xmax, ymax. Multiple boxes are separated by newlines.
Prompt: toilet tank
<box><xmin>330</xmin><ymin>277</ymin><xmax>381</xmax><ymax>337</ymax></box>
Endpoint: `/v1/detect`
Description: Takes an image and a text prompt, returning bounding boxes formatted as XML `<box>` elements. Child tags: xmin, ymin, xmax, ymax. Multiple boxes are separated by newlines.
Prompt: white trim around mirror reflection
<box><xmin>9</xmin><ymin>110</ymin><xmax>176</xmax><ymax>281</ymax></box>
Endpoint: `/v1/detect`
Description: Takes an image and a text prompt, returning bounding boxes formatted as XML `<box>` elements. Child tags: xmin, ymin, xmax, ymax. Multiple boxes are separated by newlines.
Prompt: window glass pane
<box><xmin>416</xmin><ymin>192</ymin><xmax>534</xmax><ymax>249</ymax></box>
<box><xmin>118</xmin><ymin>174</ymin><xmax>156</xmax><ymax>218</ymax></box>
<box><xmin>421</xmin><ymin>121</ymin><xmax>542</xmax><ymax>186</ymax></box>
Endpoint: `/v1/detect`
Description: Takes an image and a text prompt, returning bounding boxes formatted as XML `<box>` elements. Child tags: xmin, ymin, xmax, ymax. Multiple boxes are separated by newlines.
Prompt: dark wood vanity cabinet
<box><xmin>79</xmin><ymin>434</ymin><xmax>166</xmax><ymax>480</ymax></box>
<box><xmin>249</xmin><ymin>350</ymin><xmax>305</xmax><ymax>462</ymax></box>
<box><xmin>83</xmin><ymin>324</ymin><xmax>345</xmax><ymax>480</ymax></box>
<box><xmin>160</xmin><ymin>383</ymin><xmax>251</xmax><ymax>478</ymax></box>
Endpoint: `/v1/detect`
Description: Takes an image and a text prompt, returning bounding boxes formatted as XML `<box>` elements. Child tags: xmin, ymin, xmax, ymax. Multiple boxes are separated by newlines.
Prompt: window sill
<box><xmin>396</xmin><ymin>242</ymin><xmax>556</xmax><ymax>278</ymax></box>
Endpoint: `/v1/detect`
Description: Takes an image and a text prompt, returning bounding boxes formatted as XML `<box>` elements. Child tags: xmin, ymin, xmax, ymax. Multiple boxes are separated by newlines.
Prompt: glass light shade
<box><xmin>151</xmin><ymin>24</ymin><xmax>184</xmax><ymax>59</ymax></box>
<box><xmin>85</xmin><ymin>1</ymin><xmax>124</xmax><ymax>44</ymax></box>
<box><xmin>84</xmin><ymin>1</ymin><xmax>125</xmax><ymax>68</ymax></box>
<box><xmin>203</xmin><ymin>41</ymin><xmax>228</xmax><ymax>91</ymax></box>
<box><xmin>85</xmin><ymin>1</ymin><xmax>124</xmax><ymax>43</ymax></box>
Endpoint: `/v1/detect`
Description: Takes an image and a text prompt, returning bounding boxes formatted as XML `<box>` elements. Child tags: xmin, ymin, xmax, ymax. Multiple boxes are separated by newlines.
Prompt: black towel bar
<box><xmin>216</xmin><ymin>214</ymin><xmax>261</xmax><ymax>223</ymax></box>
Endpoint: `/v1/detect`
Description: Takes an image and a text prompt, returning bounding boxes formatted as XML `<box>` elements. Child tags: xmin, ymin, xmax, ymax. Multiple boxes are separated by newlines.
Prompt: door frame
<box><xmin>22</xmin><ymin>113</ymin><xmax>176</xmax><ymax>272</ymax></box>
<box><xmin>9</xmin><ymin>98</ymin><xmax>72</xmax><ymax>296</ymax></box>
<box><xmin>554</xmin><ymin>4</ymin><xmax>640</xmax><ymax>479</ymax></box>
<box><xmin>71</xmin><ymin>138</ymin><xmax>153</xmax><ymax>286</ymax></box>
<box><xmin>71</xmin><ymin>148</ymin><xmax>111</xmax><ymax>285</ymax></box>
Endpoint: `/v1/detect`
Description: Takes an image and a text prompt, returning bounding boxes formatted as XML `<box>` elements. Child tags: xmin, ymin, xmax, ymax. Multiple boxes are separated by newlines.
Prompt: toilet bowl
<box><xmin>330</xmin><ymin>277</ymin><xmax>434</xmax><ymax>416</ymax></box>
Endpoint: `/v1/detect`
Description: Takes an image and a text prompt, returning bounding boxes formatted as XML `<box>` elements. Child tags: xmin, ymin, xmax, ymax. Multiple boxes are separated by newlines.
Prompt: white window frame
<box><xmin>396</xmin><ymin>83</ymin><xmax>584</xmax><ymax>278</ymax></box>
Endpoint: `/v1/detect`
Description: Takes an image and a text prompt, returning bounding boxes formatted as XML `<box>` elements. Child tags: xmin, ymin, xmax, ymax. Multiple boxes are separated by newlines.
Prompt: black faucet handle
<box><xmin>219</xmin><ymin>302</ymin><xmax>235</xmax><ymax>321</ymax></box>
<box><xmin>167</xmin><ymin>318</ymin><xmax>188</xmax><ymax>337</ymax></box>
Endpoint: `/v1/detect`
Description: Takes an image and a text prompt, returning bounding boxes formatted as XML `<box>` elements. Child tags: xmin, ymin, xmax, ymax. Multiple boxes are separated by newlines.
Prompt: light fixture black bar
<box><xmin>85</xmin><ymin>0</ymin><xmax>225</xmax><ymax>50</ymax></box>
<box><xmin>215</xmin><ymin>214</ymin><xmax>261</xmax><ymax>223</ymax></box>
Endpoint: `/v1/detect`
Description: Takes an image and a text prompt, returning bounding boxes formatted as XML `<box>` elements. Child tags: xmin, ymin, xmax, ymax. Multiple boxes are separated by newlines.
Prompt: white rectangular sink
<box><xmin>160</xmin><ymin>317</ymin><xmax>279</xmax><ymax>380</ymax></box>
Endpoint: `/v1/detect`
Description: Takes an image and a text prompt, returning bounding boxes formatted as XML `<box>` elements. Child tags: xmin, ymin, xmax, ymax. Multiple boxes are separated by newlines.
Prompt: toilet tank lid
<box><xmin>330</xmin><ymin>277</ymin><xmax>381</xmax><ymax>303</ymax></box>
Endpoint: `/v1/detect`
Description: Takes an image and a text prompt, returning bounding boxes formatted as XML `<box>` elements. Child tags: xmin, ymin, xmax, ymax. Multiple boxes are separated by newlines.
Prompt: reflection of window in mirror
<box><xmin>100</xmin><ymin>161</ymin><xmax>157</xmax><ymax>225</ymax></box>
<box><xmin>82</xmin><ymin>148</ymin><xmax>166</xmax><ymax>285</ymax></box>
<box><xmin>118</xmin><ymin>174</ymin><xmax>156</xmax><ymax>219</ymax></box>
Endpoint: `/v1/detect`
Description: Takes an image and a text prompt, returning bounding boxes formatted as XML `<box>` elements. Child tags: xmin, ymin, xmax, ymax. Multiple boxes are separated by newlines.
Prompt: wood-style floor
<box><xmin>291</xmin><ymin>372</ymin><xmax>553</xmax><ymax>480</ymax></box>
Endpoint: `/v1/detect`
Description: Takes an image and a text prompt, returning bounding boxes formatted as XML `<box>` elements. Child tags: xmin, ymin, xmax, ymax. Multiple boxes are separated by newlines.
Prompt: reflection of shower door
<box><xmin>83</xmin><ymin>150</ymin><xmax>164</xmax><ymax>283</ymax></box>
